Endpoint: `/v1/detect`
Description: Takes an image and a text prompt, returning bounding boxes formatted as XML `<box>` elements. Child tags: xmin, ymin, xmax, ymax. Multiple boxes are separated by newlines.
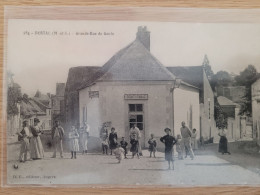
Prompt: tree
<box><xmin>234</xmin><ymin>65</ymin><xmax>259</xmax><ymax>115</ymax></box>
<box><xmin>211</xmin><ymin>71</ymin><xmax>233</xmax><ymax>90</ymax></box>
<box><xmin>214</xmin><ymin>96</ymin><xmax>227</xmax><ymax>129</ymax></box>
<box><xmin>202</xmin><ymin>54</ymin><xmax>214</xmax><ymax>80</ymax></box>
<box><xmin>7</xmin><ymin>85</ymin><xmax>22</xmax><ymax>116</ymax></box>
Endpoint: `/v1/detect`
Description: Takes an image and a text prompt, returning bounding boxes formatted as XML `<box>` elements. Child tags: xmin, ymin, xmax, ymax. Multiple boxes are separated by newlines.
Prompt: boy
<box><xmin>130</xmin><ymin>134</ymin><xmax>139</xmax><ymax>159</ymax></box>
<box><xmin>148</xmin><ymin>134</ymin><xmax>157</xmax><ymax>158</ymax></box>
<box><xmin>160</xmin><ymin>128</ymin><xmax>176</xmax><ymax>170</ymax></box>
<box><xmin>120</xmin><ymin>137</ymin><xmax>128</xmax><ymax>159</ymax></box>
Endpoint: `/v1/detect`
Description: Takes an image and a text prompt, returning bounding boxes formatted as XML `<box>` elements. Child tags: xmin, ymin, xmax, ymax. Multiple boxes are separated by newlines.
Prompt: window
<box><xmin>129</xmin><ymin>104</ymin><xmax>144</xmax><ymax>130</ymax></box>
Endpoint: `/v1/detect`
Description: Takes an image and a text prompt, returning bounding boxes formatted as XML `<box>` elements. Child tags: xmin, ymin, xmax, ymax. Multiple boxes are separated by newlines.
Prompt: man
<box><xmin>51</xmin><ymin>120</ymin><xmax>64</xmax><ymax>158</ymax></box>
<box><xmin>180</xmin><ymin>121</ymin><xmax>194</xmax><ymax>160</ymax></box>
<box><xmin>129</xmin><ymin>123</ymin><xmax>142</xmax><ymax>156</ymax></box>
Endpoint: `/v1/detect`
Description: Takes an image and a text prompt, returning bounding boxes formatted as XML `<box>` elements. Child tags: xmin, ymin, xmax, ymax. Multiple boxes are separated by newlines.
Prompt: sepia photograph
<box><xmin>3</xmin><ymin>7</ymin><xmax>260</xmax><ymax>186</ymax></box>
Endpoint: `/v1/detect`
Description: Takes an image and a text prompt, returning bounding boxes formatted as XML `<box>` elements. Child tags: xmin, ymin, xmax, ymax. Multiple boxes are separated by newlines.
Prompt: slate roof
<box><xmin>66</xmin><ymin>66</ymin><xmax>101</xmax><ymax>93</ymax></box>
<box><xmin>217</xmin><ymin>96</ymin><xmax>240</xmax><ymax>107</ymax></box>
<box><xmin>167</xmin><ymin>66</ymin><xmax>203</xmax><ymax>90</ymax></box>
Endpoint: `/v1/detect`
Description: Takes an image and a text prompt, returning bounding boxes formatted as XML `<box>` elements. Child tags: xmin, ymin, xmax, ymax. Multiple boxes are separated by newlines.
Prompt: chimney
<box><xmin>136</xmin><ymin>26</ymin><xmax>150</xmax><ymax>51</ymax></box>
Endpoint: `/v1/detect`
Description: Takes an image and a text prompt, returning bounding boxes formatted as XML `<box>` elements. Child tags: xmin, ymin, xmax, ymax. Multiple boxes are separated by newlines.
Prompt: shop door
<box><xmin>128</xmin><ymin>104</ymin><xmax>145</xmax><ymax>148</ymax></box>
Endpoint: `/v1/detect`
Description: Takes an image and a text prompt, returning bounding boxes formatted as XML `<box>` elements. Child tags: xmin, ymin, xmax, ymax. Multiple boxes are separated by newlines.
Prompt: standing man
<box><xmin>51</xmin><ymin>120</ymin><xmax>64</xmax><ymax>158</ymax></box>
<box><xmin>80</xmin><ymin>122</ymin><xmax>90</xmax><ymax>154</ymax></box>
<box><xmin>180</xmin><ymin>121</ymin><xmax>194</xmax><ymax>160</ymax></box>
<box><xmin>129</xmin><ymin>123</ymin><xmax>142</xmax><ymax>156</ymax></box>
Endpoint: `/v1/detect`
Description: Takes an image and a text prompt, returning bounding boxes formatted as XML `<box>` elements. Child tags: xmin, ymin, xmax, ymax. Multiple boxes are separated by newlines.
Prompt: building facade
<box><xmin>252</xmin><ymin>78</ymin><xmax>260</xmax><ymax>143</ymax></box>
<box><xmin>78</xmin><ymin>26</ymin><xmax>200</xmax><ymax>148</ymax></box>
<box><xmin>167</xmin><ymin>66</ymin><xmax>216</xmax><ymax>142</ymax></box>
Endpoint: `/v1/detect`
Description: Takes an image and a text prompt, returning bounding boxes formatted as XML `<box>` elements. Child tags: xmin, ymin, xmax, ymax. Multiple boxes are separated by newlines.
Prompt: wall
<box><xmin>252</xmin><ymin>79</ymin><xmax>260</xmax><ymax>143</ymax></box>
<box><xmin>79</xmin><ymin>81</ymin><xmax>200</xmax><ymax>149</ymax></box>
<box><xmin>201</xmin><ymin>70</ymin><xmax>216</xmax><ymax>142</ymax></box>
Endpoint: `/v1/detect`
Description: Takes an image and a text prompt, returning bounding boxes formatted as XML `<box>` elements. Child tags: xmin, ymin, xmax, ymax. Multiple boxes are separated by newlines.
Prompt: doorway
<box><xmin>128</xmin><ymin>104</ymin><xmax>145</xmax><ymax>147</ymax></box>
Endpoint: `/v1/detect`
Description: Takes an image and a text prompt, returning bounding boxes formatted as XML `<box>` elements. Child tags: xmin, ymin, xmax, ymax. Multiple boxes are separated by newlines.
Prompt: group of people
<box><xmin>18</xmin><ymin>117</ymin><xmax>229</xmax><ymax>170</ymax></box>
<box><xmin>17</xmin><ymin>118</ymin><xmax>90</xmax><ymax>162</ymax></box>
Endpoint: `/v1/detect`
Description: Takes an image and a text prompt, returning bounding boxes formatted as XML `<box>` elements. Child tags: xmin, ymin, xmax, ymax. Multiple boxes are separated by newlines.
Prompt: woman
<box><xmin>218</xmin><ymin>129</ymin><xmax>231</xmax><ymax>155</ymax></box>
<box><xmin>30</xmin><ymin>118</ymin><xmax>44</xmax><ymax>160</ymax></box>
<box><xmin>109</xmin><ymin>127</ymin><xmax>118</xmax><ymax>155</ymax></box>
<box><xmin>69</xmin><ymin>126</ymin><xmax>80</xmax><ymax>159</ymax></box>
<box><xmin>17</xmin><ymin>120</ymin><xmax>30</xmax><ymax>162</ymax></box>
<box><xmin>79</xmin><ymin>122</ymin><xmax>90</xmax><ymax>155</ymax></box>
<box><xmin>191</xmin><ymin>128</ymin><xmax>198</xmax><ymax>150</ymax></box>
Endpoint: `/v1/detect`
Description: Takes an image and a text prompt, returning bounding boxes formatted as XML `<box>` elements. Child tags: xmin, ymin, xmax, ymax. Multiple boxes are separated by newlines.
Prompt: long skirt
<box><xmin>70</xmin><ymin>138</ymin><xmax>79</xmax><ymax>152</ymax></box>
<box><xmin>80</xmin><ymin>134</ymin><xmax>88</xmax><ymax>150</ymax></box>
<box><xmin>219</xmin><ymin>136</ymin><xmax>228</xmax><ymax>153</ymax></box>
<box><xmin>191</xmin><ymin>138</ymin><xmax>198</xmax><ymax>150</ymax></box>
<box><xmin>30</xmin><ymin>136</ymin><xmax>44</xmax><ymax>159</ymax></box>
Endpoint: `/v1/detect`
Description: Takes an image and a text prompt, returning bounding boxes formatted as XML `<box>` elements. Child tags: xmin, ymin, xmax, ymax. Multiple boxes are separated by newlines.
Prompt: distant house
<box><xmin>216</xmin><ymin>86</ymin><xmax>246</xmax><ymax>104</ymax></box>
<box><xmin>167</xmin><ymin>66</ymin><xmax>216</xmax><ymax>142</ymax></box>
<box><xmin>51</xmin><ymin>83</ymin><xmax>66</xmax><ymax>124</ymax></box>
<box><xmin>64</xmin><ymin>66</ymin><xmax>100</xmax><ymax>129</ymax></box>
<box><xmin>252</xmin><ymin>78</ymin><xmax>260</xmax><ymax>143</ymax></box>
<box><xmin>217</xmin><ymin>96</ymin><xmax>252</xmax><ymax>141</ymax></box>
<box><xmin>77</xmin><ymin>26</ymin><xmax>200</xmax><ymax>148</ymax></box>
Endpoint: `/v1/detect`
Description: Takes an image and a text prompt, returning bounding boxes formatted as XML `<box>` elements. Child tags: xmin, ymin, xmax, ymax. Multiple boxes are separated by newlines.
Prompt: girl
<box><xmin>191</xmin><ymin>128</ymin><xmax>198</xmax><ymax>150</ymax></box>
<box><xmin>160</xmin><ymin>128</ymin><xmax>176</xmax><ymax>170</ymax></box>
<box><xmin>30</xmin><ymin>118</ymin><xmax>44</xmax><ymax>160</ymax></box>
<box><xmin>130</xmin><ymin>134</ymin><xmax>139</xmax><ymax>159</ymax></box>
<box><xmin>17</xmin><ymin>120</ymin><xmax>30</xmax><ymax>162</ymax></box>
<box><xmin>108</xmin><ymin>127</ymin><xmax>118</xmax><ymax>155</ymax></box>
<box><xmin>69</xmin><ymin>126</ymin><xmax>80</xmax><ymax>159</ymax></box>
<box><xmin>148</xmin><ymin>134</ymin><xmax>157</xmax><ymax>158</ymax></box>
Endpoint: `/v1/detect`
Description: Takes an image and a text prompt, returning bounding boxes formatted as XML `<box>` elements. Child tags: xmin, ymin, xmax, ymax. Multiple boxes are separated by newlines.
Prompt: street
<box><xmin>7</xmin><ymin>141</ymin><xmax>260</xmax><ymax>186</ymax></box>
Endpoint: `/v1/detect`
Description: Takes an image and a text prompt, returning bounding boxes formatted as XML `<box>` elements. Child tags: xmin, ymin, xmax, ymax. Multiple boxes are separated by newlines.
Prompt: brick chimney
<box><xmin>136</xmin><ymin>26</ymin><xmax>150</xmax><ymax>51</ymax></box>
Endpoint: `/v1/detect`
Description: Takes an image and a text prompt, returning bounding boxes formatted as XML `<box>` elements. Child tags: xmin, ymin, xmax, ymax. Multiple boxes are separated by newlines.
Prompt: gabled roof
<box><xmin>79</xmin><ymin>40</ymin><xmax>176</xmax><ymax>90</ymax></box>
<box><xmin>217</xmin><ymin>96</ymin><xmax>240</xmax><ymax>107</ymax></box>
<box><xmin>97</xmin><ymin>40</ymin><xmax>176</xmax><ymax>82</ymax></box>
<box><xmin>66</xmin><ymin>66</ymin><xmax>101</xmax><ymax>93</ymax></box>
<box><xmin>20</xmin><ymin>99</ymin><xmax>45</xmax><ymax>117</ymax></box>
<box><xmin>167</xmin><ymin>66</ymin><xmax>203</xmax><ymax>90</ymax></box>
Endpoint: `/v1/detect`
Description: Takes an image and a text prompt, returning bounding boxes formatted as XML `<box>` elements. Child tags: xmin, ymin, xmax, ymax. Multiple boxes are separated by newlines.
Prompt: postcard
<box><xmin>3</xmin><ymin>6</ymin><xmax>260</xmax><ymax>186</ymax></box>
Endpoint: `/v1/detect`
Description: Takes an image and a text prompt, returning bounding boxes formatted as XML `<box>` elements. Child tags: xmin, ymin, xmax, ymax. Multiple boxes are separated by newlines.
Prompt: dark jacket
<box><xmin>51</xmin><ymin>126</ymin><xmax>65</xmax><ymax>139</ymax></box>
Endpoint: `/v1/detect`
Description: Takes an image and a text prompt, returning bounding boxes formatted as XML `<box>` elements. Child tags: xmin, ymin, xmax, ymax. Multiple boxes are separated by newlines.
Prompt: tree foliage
<box><xmin>234</xmin><ymin>65</ymin><xmax>259</xmax><ymax>115</ymax></box>
<box><xmin>211</xmin><ymin>71</ymin><xmax>233</xmax><ymax>90</ymax></box>
<box><xmin>214</xmin><ymin>96</ymin><xmax>227</xmax><ymax>129</ymax></box>
<box><xmin>7</xmin><ymin>85</ymin><xmax>22</xmax><ymax>116</ymax></box>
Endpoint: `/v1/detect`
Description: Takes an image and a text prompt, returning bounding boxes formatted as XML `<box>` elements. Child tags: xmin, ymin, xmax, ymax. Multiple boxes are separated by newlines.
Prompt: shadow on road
<box><xmin>128</xmin><ymin>168</ymin><xmax>169</xmax><ymax>171</ymax></box>
<box><xmin>185</xmin><ymin>163</ymin><xmax>231</xmax><ymax>166</ymax></box>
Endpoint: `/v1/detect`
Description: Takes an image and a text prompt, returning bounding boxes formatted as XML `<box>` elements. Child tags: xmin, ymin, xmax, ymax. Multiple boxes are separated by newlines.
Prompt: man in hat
<box><xmin>51</xmin><ymin>120</ymin><xmax>64</xmax><ymax>158</ymax></box>
<box><xmin>180</xmin><ymin>121</ymin><xmax>194</xmax><ymax>160</ymax></box>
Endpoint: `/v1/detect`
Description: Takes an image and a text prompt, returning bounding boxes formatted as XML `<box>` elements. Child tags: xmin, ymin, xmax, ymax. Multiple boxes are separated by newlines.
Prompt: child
<box><xmin>101</xmin><ymin>135</ymin><xmax>109</xmax><ymax>155</ymax></box>
<box><xmin>69</xmin><ymin>126</ymin><xmax>80</xmax><ymax>159</ymax></box>
<box><xmin>109</xmin><ymin>127</ymin><xmax>118</xmax><ymax>155</ymax></box>
<box><xmin>148</xmin><ymin>134</ymin><xmax>157</xmax><ymax>158</ymax></box>
<box><xmin>160</xmin><ymin>128</ymin><xmax>176</xmax><ymax>170</ymax></box>
<box><xmin>114</xmin><ymin>144</ymin><xmax>125</xmax><ymax>163</ymax></box>
<box><xmin>120</xmin><ymin>137</ymin><xmax>128</xmax><ymax>159</ymax></box>
<box><xmin>176</xmin><ymin>134</ymin><xmax>183</xmax><ymax>160</ymax></box>
<box><xmin>130</xmin><ymin>134</ymin><xmax>139</xmax><ymax>159</ymax></box>
<box><xmin>17</xmin><ymin>120</ymin><xmax>30</xmax><ymax>162</ymax></box>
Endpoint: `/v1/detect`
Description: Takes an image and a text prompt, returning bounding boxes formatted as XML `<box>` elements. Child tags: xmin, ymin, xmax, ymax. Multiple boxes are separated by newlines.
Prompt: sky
<box><xmin>6</xmin><ymin>19</ymin><xmax>260</xmax><ymax>96</ymax></box>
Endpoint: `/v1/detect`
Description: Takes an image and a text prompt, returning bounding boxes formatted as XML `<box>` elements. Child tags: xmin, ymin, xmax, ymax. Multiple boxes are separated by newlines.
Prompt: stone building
<box><xmin>77</xmin><ymin>26</ymin><xmax>200</xmax><ymax>148</ymax></box>
<box><xmin>167</xmin><ymin>66</ymin><xmax>216</xmax><ymax>142</ymax></box>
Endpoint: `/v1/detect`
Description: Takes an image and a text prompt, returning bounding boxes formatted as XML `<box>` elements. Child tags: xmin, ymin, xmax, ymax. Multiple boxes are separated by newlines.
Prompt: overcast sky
<box><xmin>6</xmin><ymin>19</ymin><xmax>260</xmax><ymax>96</ymax></box>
